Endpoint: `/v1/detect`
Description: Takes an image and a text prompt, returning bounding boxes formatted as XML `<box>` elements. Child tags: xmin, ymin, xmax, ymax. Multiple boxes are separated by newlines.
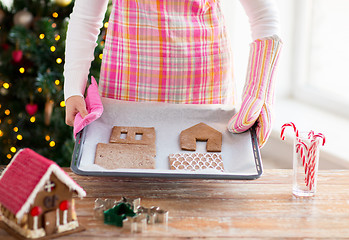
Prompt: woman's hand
<box><xmin>65</xmin><ymin>96</ymin><xmax>88</xmax><ymax>126</ymax></box>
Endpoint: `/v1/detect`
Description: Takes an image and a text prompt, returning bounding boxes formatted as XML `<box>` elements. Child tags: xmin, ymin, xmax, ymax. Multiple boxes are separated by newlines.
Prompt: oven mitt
<box><xmin>228</xmin><ymin>35</ymin><xmax>282</xmax><ymax>148</ymax></box>
<box><xmin>74</xmin><ymin>76</ymin><xmax>103</xmax><ymax>138</ymax></box>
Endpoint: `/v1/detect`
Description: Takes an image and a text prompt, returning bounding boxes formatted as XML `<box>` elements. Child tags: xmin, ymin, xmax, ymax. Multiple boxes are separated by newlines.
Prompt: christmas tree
<box><xmin>0</xmin><ymin>0</ymin><xmax>110</xmax><ymax>166</ymax></box>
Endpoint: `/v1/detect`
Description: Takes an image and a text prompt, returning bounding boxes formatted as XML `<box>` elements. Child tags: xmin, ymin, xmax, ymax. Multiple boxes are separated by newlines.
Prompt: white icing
<box><xmin>33</xmin><ymin>216</ymin><xmax>38</xmax><ymax>230</ymax></box>
<box><xmin>1</xmin><ymin>215</ymin><xmax>45</xmax><ymax>238</ymax></box>
<box><xmin>63</xmin><ymin>210</ymin><xmax>67</xmax><ymax>225</ymax></box>
<box><xmin>56</xmin><ymin>208</ymin><xmax>60</xmax><ymax>227</ymax></box>
<box><xmin>57</xmin><ymin>220</ymin><xmax>79</xmax><ymax>233</ymax></box>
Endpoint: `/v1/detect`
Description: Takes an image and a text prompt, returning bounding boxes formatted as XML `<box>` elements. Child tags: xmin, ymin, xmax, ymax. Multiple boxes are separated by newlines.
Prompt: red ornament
<box><xmin>30</xmin><ymin>206</ymin><xmax>42</xmax><ymax>216</ymax></box>
<box><xmin>25</xmin><ymin>103</ymin><xmax>38</xmax><ymax>116</ymax></box>
<box><xmin>59</xmin><ymin>200</ymin><xmax>69</xmax><ymax>211</ymax></box>
<box><xmin>12</xmin><ymin>50</ymin><xmax>23</xmax><ymax>63</ymax></box>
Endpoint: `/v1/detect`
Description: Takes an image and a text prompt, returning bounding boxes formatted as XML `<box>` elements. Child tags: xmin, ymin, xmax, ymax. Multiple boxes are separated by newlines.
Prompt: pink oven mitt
<box><xmin>228</xmin><ymin>35</ymin><xmax>282</xmax><ymax>148</ymax></box>
<box><xmin>73</xmin><ymin>77</ymin><xmax>103</xmax><ymax>138</ymax></box>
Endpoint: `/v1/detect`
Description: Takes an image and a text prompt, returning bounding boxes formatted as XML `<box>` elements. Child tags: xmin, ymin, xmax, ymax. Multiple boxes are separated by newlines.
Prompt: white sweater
<box><xmin>63</xmin><ymin>0</ymin><xmax>280</xmax><ymax>101</ymax></box>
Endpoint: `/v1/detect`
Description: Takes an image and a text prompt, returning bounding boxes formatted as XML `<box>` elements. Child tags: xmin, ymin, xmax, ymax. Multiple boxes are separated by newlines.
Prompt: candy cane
<box><xmin>296</xmin><ymin>141</ymin><xmax>308</xmax><ymax>166</ymax></box>
<box><xmin>306</xmin><ymin>137</ymin><xmax>322</xmax><ymax>190</ymax></box>
<box><xmin>281</xmin><ymin>122</ymin><xmax>325</xmax><ymax>193</ymax></box>
<box><xmin>312</xmin><ymin>133</ymin><xmax>326</xmax><ymax>146</ymax></box>
<box><xmin>280</xmin><ymin>122</ymin><xmax>299</xmax><ymax>140</ymax></box>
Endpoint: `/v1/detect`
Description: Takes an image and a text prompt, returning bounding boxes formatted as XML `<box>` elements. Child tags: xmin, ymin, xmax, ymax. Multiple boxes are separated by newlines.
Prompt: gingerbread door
<box><xmin>44</xmin><ymin>210</ymin><xmax>56</xmax><ymax>235</ymax></box>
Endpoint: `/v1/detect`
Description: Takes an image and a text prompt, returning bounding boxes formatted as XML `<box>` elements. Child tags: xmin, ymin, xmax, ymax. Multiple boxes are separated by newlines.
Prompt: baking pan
<box><xmin>71</xmin><ymin>98</ymin><xmax>262</xmax><ymax>180</ymax></box>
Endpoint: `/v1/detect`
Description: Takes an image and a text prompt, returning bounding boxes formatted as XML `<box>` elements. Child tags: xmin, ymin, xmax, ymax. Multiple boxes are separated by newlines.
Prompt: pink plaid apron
<box><xmin>99</xmin><ymin>0</ymin><xmax>234</xmax><ymax>104</ymax></box>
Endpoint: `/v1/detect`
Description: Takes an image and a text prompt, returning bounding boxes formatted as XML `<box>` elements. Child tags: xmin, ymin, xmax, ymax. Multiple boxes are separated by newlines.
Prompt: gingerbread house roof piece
<box><xmin>0</xmin><ymin>148</ymin><xmax>86</xmax><ymax>220</ymax></box>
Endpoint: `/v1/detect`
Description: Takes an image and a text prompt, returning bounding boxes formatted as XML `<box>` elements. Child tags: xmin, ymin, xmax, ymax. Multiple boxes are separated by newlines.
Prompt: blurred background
<box><xmin>1</xmin><ymin>0</ymin><xmax>348</xmax><ymax>169</ymax></box>
<box><xmin>0</xmin><ymin>0</ymin><xmax>111</xmax><ymax>165</ymax></box>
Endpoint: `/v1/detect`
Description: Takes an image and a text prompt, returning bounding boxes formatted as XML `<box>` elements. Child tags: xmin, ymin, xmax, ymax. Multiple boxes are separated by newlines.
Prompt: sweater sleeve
<box><xmin>239</xmin><ymin>0</ymin><xmax>280</xmax><ymax>40</ymax></box>
<box><xmin>63</xmin><ymin>0</ymin><xmax>109</xmax><ymax>101</ymax></box>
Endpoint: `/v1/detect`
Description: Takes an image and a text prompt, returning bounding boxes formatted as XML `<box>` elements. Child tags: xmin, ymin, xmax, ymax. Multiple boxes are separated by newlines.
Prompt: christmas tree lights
<box><xmin>0</xmin><ymin>0</ymin><xmax>111</xmax><ymax>165</ymax></box>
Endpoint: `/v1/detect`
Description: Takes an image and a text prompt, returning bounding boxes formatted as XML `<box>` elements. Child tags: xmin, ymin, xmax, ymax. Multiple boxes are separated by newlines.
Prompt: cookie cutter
<box><xmin>120</xmin><ymin>197</ymin><xmax>141</xmax><ymax>210</ymax></box>
<box><xmin>104</xmin><ymin>202</ymin><xmax>136</xmax><ymax>227</ymax></box>
<box><xmin>94</xmin><ymin>197</ymin><xmax>141</xmax><ymax>219</ymax></box>
<box><xmin>123</xmin><ymin>206</ymin><xmax>168</xmax><ymax>233</ymax></box>
<box><xmin>123</xmin><ymin>214</ymin><xmax>148</xmax><ymax>233</ymax></box>
<box><xmin>136</xmin><ymin>206</ymin><xmax>169</xmax><ymax>224</ymax></box>
<box><xmin>93</xmin><ymin>197</ymin><xmax>168</xmax><ymax>233</ymax></box>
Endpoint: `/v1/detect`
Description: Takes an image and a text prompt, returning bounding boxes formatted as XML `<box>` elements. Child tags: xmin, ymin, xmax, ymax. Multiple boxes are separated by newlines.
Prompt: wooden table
<box><xmin>1</xmin><ymin>168</ymin><xmax>349</xmax><ymax>239</ymax></box>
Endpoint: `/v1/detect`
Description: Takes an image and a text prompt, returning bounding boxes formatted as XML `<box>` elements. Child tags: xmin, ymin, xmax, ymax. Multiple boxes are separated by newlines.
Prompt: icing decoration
<box><xmin>169</xmin><ymin>153</ymin><xmax>224</xmax><ymax>172</ymax></box>
<box><xmin>56</xmin><ymin>208</ymin><xmax>60</xmax><ymax>227</ymax></box>
<box><xmin>57</xmin><ymin>220</ymin><xmax>79</xmax><ymax>233</ymax></box>
<box><xmin>63</xmin><ymin>210</ymin><xmax>68</xmax><ymax>225</ymax></box>
<box><xmin>30</xmin><ymin>206</ymin><xmax>42</xmax><ymax>217</ymax></box>
<box><xmin>59</xmin><ymin>200</ymin><xmax>69</xmax><ymax>211</ymax></box>
<box><xmin>33</xmin><ymin>216</ymin><xmax>38</xmax><ymax>230</ymax></box>
<box><xmin>44</xmin><ymin>181</ymin><xmax>56</xmax><ymax>192</ymax></box>
<box><xmin>1</xmin><ymin>215</ymin><xmax>45</xmax><ymax>238</ymax></box>
<box><xmin>59</xmin><ymin>200</ymin><xmax>70</xmax><ymax>225</ymax></box>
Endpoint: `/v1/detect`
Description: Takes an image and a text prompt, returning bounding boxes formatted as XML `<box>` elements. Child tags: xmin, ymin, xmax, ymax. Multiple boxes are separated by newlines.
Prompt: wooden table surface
<box><xmin>1</xmin><ymin>168</ymin><xmax>349</xmax><ymax>239</ymax></box>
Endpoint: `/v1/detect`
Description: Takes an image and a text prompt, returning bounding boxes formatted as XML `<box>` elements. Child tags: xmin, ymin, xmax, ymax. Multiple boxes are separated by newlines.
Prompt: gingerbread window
<box><xmin>44</xmin><ymin>181</ymin><xmax>56</xmax><ymax>192</ymax></box>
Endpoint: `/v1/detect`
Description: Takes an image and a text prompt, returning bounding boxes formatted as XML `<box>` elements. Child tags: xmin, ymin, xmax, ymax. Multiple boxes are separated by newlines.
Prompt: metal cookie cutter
<box><xmin>94</xmin><ymin>197</ymin><xmax>168</xmax><ymax>233</ymax></box>
<box><xmin>137</xmin><ymin>206</ymin><xmax>169</xmax><ymax>224</ymax></box>
<box><xmin>123</xmin><ymin>214</ymin><xmax>148</xmax><ymax>233</ymax></box>
<box><xmin>93</xmin><ymin>198</ymin><xmax>110</xmax><ymax>219</ymax></box>
<box><xmin>94</xmin><ymin>197</ymin><xmax>141</xmax><ymax>219</ymax></box>
<box><xmin>119</xmin><ymin>197</ymin><xmax>141</xmax><ymax>211</ymax></box>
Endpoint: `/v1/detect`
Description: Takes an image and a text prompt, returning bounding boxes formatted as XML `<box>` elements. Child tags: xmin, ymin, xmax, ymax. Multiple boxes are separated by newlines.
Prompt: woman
<box><xmin>64</xmin><ymin>0</ymin><xmax>282</xmax><ymax>148</ymax></box>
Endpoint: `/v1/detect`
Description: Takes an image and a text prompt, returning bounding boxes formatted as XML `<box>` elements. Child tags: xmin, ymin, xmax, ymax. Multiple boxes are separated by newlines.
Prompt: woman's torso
<box><xmin>99</xmin><ymin>0</ymin><xmax>234</xmax><ymax>104</ymax></box>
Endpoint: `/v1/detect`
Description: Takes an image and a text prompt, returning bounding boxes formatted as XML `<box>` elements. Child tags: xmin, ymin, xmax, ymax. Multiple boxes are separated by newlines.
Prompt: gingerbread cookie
<box><xmin>95</xmin><ymin>143</ymin><xmax>156</xmax><ymax>169</ymax></box>
<box><xmin>109</xmin><ymin>126</ymin><xmax>156</xmax><ymax>146</ymax></box>
<box><xmin>180</xmin><ymin>122</ymin><xmax>222</xmax><ymax>152</ymax></box>
<box><xmin>169</xmin><ymin>153</ymin><xmax>224</xmax><ymax>172</ymax></box>
<box><xmin>95</xmin><ymin>126</ymin><xmax>156</xmax><ymax>169</ymax></box>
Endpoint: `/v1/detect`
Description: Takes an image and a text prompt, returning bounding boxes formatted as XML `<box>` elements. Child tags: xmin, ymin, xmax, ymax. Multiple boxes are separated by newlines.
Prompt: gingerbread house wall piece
<box><xmin>0</xmin><ymin>148</ymin><xmax>86</xmax><ymax>239</ymax></box>
<box><xmin>109</xmin><ymin>126</ymin><xmax>155</xmax><ymax>146</ymax></box>
<box><xmin>95</xmin><ymin>126</ymin><xmax>156</xmax><ymax>169</ymax></box>
<box><xmin>180</xmin><ymin>122</ymin><xmax>222</xmax><ymax>152</ymax></box>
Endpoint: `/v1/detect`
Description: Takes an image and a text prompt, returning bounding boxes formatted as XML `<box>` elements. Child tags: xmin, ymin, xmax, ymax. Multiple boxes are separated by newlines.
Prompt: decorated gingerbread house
<box><xmin>0</xmin><ymin>148</ymin><xmax>86</xmax><ymax>239</ymax></box>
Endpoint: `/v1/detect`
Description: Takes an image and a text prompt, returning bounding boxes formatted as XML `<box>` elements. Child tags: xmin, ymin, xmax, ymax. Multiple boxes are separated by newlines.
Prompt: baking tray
<box><xmin>71</xmin><ymin>98</ymin><xmax>262</xmax><ymax>179</ymax></box>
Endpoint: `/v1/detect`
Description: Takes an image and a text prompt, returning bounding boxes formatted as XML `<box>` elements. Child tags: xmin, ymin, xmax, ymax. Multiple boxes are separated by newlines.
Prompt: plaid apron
<box><xmin>99</xmin><ymin>0</ymin><xmax>234</xmax><ymax>104</ymax></box>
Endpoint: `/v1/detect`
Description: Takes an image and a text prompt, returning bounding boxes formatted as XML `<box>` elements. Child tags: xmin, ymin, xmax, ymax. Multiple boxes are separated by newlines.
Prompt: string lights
<box><xmin>3</xmin><ymin>83</ymin><xmax>10</xmax><ymax>89</ymax></box>
<box><xmin>49</xmin><ymin>141</ymin><xmax>55</xmax><ymax>147</ymax></box>
<box><xmin>0</xmin><ymin>2</ymin><xmax>109</xmax><ymax>164</ymax></box>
